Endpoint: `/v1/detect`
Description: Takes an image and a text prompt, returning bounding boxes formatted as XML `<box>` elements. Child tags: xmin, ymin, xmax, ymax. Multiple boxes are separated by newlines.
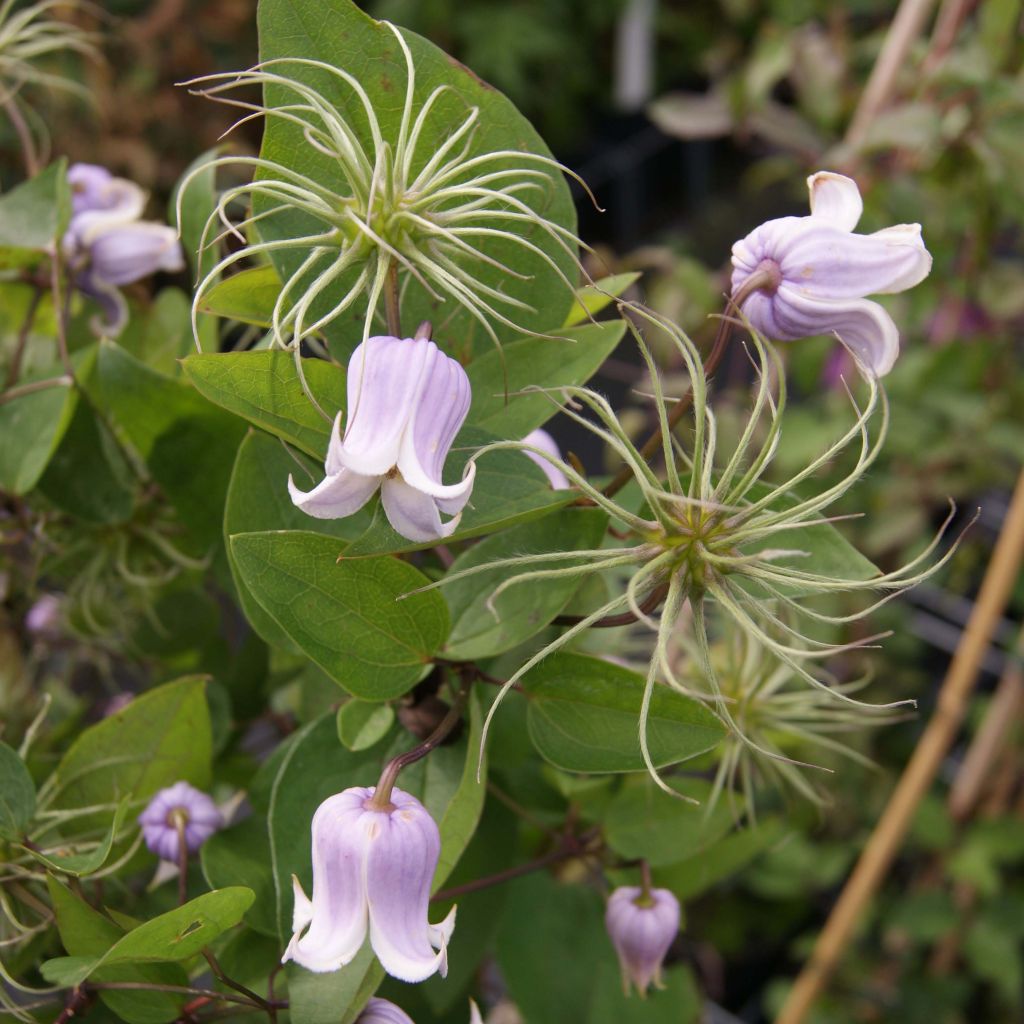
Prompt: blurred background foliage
<box><xmin>1</xmin><ymin>1</ymin><xmax>1022</xmax><ymax>1022</ymax></box>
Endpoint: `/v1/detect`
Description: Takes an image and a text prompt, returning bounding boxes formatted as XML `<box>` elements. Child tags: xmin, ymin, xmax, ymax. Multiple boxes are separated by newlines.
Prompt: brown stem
<box><xmin>90</xmin><ymin>983</ymin><xmax>280</xmax><ymax>1010</ymax></box>
<box><xmin>53</xmin><ymin>986</ymin><xmax>90</xmax><ymax>1023</ymax></box>
<box><xmin>777</xmin><ymin>470</ymin><xmax>1024</xmax><ymax>1024</ymax></box>
<box><xmin>0</xmin><ymin>374</ymin><xmax>73</xmax><ymax>405</ymax></box>
<box><xmin>367</xmin><ymin>677</ymin><xmax>469</xmax><ymax>810</ymax></box>
<box><xmin>3</xmin><ymin>96</ymin><xmax>39</xmax><ymax>177</ymax></box>
<box><xmin>201</xmin><ymin>949</ymin><xmax>274</xmax><ymax>1020</ymax></box>
<box><xmin>602</xmin><ymin>275</ymin><xmax>771</xmax><ymax>502</ymax></box>
<box><xmin>384</xmin><ymin>259</ymin><xmax>401</xmax><ymax>337</ymax></box>
<box><xmin>553</xmin><ymin>580</ymin><xmax>669</xmax><ymax>629</ymax></box>
<box><xmin>174</xmin><ymin>812</ymin><xmax>189</xmax><ymax>906</ymax></box>
<box><xmin>6</xmin><ymin>285</ymin><xmax>44</xmax><ymax>389</ymax></box>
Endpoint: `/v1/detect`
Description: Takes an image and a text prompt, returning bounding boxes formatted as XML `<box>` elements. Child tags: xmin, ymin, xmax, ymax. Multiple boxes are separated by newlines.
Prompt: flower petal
<box><xmin>357</xmin><ymin>999</ymin><xmax>416</xmax><ymax>1024</ymax></box>
<box><xmin>335</xmin><ymin>337</ymin><xmax>431</xmax><ymax>477</ymax></box>
<box><xmin>770</xmin><ymin>287</ymin><xmax>901</xmax><ymax>376</ymax></box>
<box><xmin>807</xmin><ymin>171</ymin><xmax>863</xmax><ymax>231</ymax></box>
<box><xmin>395</xmin><ymin>341</ymin><xmax>475</xmax><ymax>506</ymax></box>
<box><xmin>288</xmin><ymin>468</ymin><xmax>381</xmax><ymax>520</ymax></box>
<box><xmin>380</xmin><ymin>477</ymin><xmax>463</xmax><ymax>543</ymax></box>
<box><xmin>75</xmin><ymin>270</ymin><xmax>128</xmax><ymax>337</ymax></box>
<box><xmin>778</xmin><ymin>218</ymin><xmax>931</xmax><ymax>300</ymax></box>
<box><xmin>522</xmin><ymin>429</ymin><xmax>571</xmax><ymax>489</ymax></box>
<box><xmin>283</xmin><ymin>789</ymin><xmax>371</xmax><ymax>973</ymax></box>
<box><xmin>364</xmin><ymin>787</ymin><xmax>451</xmax><ymax>983</ymax></box>
<box><xmin>87</xmin><ymin>223</ymin><xmax>185</xmax><ymax>286</ymax></box>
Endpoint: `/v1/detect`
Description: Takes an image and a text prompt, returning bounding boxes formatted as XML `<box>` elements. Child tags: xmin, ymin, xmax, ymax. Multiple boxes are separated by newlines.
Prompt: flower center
<box><xmin>167</xmin><ymin>806</ymin><xmax>189</xmax><ymax>829</ymax></box>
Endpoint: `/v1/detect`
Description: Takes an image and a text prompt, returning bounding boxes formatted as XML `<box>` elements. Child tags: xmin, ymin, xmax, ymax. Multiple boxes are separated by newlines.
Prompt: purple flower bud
<box><xmin>25</xmin><ymin>594</ymin><xmax>61</xmax><ymax>634</ymax></box>
<box><xmin>283</xmin><ymin>785</ymin><xmax>456</xmax><ymax>982</ymax></box>
<box><xmin>356</xmin><ymin>999</ymin><xmax>415</xmax><ymax>1024</ymax></box>
<box><xmin>731</xmin><ymin>171</ymin><xmax>932</xmax><ymax>376</ymax></box>
<box><xmin>605</xmin><ymin>886</ymin><xmax>680</xmax><ymax>996</ymax></box>
<box><xmin>138</xmin><ymin>781</ymin><xmax>222</xmax><ymax>862</ymax></box>
<box><xmin>522</xmin><ymin>429</ymin><xmax>570</xmax><ymax>489</ymax></box>
<box><xmin>289</xmin><ymin>336</ymin><xmax>476</xmax><ymax>542</ymax></box>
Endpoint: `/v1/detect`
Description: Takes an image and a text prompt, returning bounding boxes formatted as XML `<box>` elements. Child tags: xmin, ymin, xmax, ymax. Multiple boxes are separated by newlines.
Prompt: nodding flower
<box><xmin>605</xmin><ymin>886</ymin><xmax>681</xmax><ymax>997</ymax></box>
<box><xmin>288</xmin><ymin>335</ymin><xmax>475</xmax><ymax>543</ymax></box>
<box><xmin>731</xmin><ymin>171</ymin><xmax>931</xmax><ymax>376</ymax></box>
<box><xmin>283</xmin><ymin>786</ymin><xmax>456</xmax><ymax>983</ymax></box>
<box><xmin>138</xmin><ymin>782</ymin><xmax>222</xmax><ymax>862</ymax></box>
<box><xmin>63</xmin><ymin>163</ymin><xmax>184</xmax><ymax>336</ymax></box>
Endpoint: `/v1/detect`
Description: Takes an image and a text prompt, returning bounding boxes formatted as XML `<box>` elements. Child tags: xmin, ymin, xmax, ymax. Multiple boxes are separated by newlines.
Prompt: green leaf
<box><xmin>198</xmin><ymin>265</ymin><xmax>282</xmax><ymax>328</ymax></box>
<box><xmin>521</xmin><ymin>653</ymin><xmax>725</xmax><ymax>773</ymax></box>
<box><xmin>182</xmin><ymin>351</ymin><xmax>345</xmax><ymax>460</ymax></box>
<box><xmin>118</xmin><ymin>287</ymin><xmax>195</xmax><ymax>377</ymax></box>
<box><xmin>524</xmin><ymin>651</ymin><xmax>724</xmax><ymax>770</ymax></box>
<box><xmin>224</xmin><ymin>430</ymin><xmax>369</xmax><ymax>650</ymax></box>
<box><xmin>230</xmin><ymin>531</ymin><xmax>449</xmax><ymax>699</ymax></box>
<box><xmin>23</xmin><ymin>800</ymin><xmax>129</xmax><ymax>877</ymax></box>
<box><xmin>287</xmin><ymin>946</ymin><xmax>383</xmax><ymax>1024</ymax></box>
<box><xmin>45</xmin><ymin>888</ymin><xmax>256</xmax><ymax>986</ymax></box>
<box><xmin>201</xmin><ymin>818</ymin><xmax>278</xmax><ymax>938</ymax></box>
<box><xmin>336</xmin><ymin>700</ymin><xmax>395</xmax><ymax>752</ymax></box>
<box><xmin>443</xmin><ymin>507</ymin><xmax>608</xmax><ymax>660</ymax></box>
<box><xmin>47</xmin><ymin>877</ymin><xmax>187</xmax><ymax>1024</ymax></box>
<box><xmin>603</xmin><ymin>777</ymin><xmax>733</xmax><ymax>867</ymax></box>
<box><xmin>466</xmin><ymin>321</ymin><xmax>627</xmax><ymax>438</ymax></box>
<box><xmin>82</xmin><ymin>340</ymin><xmax>246</xmax><ymax>551</ymax></box>
<box><xmin>257</xmin><ymin>0</ymin><xmax>578</xmax><ymax>355</ymax></box>
<box><xmin>563</xmin><ymin>273</ymin><xmax>641</xmax><ymax>327</ymax></box>
<box><xmin>37</xmin><ymin>391</ymin><xmax>136</xmax><ymax>523</ymax></box>
<box><xmin>0</xmin><ymin>372</ymin><xmax>76</xmax><ymax>495</ymax></box>
<box><xmin>0</xmin><ymin>159</ymin><xmax>71</xmax><ymax>249</ymax></box>
<box><xmin>52</xmin><ymin>676</ymin><xmax>212</xmax><ymax>811</ymax></box>
<box><xmin>0</xmin><ymin>742</ymin><xmax>36</xmax><ymax>840</ymax></box>
<box><xmin>344</xmin><ymin>431</ymin><xmax>573</xmax><ymax>557</ymax></box>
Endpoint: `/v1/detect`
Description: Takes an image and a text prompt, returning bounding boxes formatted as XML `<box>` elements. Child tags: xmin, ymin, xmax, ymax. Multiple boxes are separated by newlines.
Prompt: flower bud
<box><xmin>605</xmin><ymin>886</ymin><xmax>680</xmax><ymax>996</ymax></box>
<box><xmin>25</xmin><ymin>595</ymin><xmax>61</xmax><ymax>635</ymax></box>
<box><xmin>284</xmin><ymin>785</ymin><xmax>456</xmax><ymax>982</ymax></box>
<box><xmin>356</xmin><ymin>1000</ymin><xmax>414</xmax><ymax>1024</ymax></box>
<box><xmin>138</xmin><ymin>781</ymin><xmax>222</xmax><ymax>862</ymax></box>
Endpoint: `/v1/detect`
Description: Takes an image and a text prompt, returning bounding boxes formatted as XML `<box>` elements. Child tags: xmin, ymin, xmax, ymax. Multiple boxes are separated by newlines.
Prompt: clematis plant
<box><xmin>731</xmin><ymin>171</ymin><xmax>932</xmax><ymax>375</ymax></box>
<box><xmin>284</xmin><ymin>785</ymin><xmax>455</xmax><ymax>982</ymax></box>
<box><xmin>63</xmin><ymin>162</ymin><xmax>185</xmax><ymax>335</ymax></box>
<box><xmin>288</xmin><ymin>332</ymin><xmax>475</xmax><ymax>542</ymax></box>
<box><xmin>605</xmin><ymin>885</ymin><xmax>681</xmax><ymax>997</ymax></box>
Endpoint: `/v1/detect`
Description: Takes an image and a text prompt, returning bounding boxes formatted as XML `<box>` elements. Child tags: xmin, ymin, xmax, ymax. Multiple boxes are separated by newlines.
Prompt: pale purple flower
<box><xmin>356</xmin><ymin>999</ymin><xmax>484</xmax><ymax>1024</ymax></box>
<box><xmin>63</xmin><ymin>162</ymin><xmax>185</xmax><ymax>337</ymax></box>
<box><xmin>283</xmin><ymin>785</ymin><xmax>456</xmax><ymax>982</ymax></box>
<box><xmin>731</xmin><ymin>171</ymin><xmax>932</xmax><ymax>376</ymax></box>
<box><xmin>288</xmin><ymin>336</ymin><xmax>476</xmax><ymax>543</ymax></box>
<box><xmin>605</xmin><ymin>886</ymin><xmax>680</xmax><ymax>996</ymax></box>
<box><xmin>25</xmin><ymin>594</ymin><xmax>61</xmax><ymax>634</ymax></box>
<box><xmin>138</xmin><ymin>781</ymin><xmax>222</xmax><ymax>862</ymax></box>
<box><xmin>522</xmin><ymin>429</ymin><xmax>570</xmax><ymax>489</ymax></box>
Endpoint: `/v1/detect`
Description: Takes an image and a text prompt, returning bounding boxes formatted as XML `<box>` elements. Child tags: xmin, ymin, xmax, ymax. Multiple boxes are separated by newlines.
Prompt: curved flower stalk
<box><xmin>178</xmin><ymin>21</ymin><xmax>592</xmax><ymax>353</ymax></box>
<box><xmin>732</xmin><ymin>171</ymin><xmax>932</xmax><ymax>376</ymax></box>
<box><xmin>284</xmin><ymin>785</ymin><xmax>455</xmax><ymax>982</ymax></box>
<box><xmin>0</xmin><ymin>0</ymin><xmax>98</xmax><ymax>169</ymax></box>
<box><xmin>410</xmin><ymin>304</ymin><xmax>966</xmax><ymax>796</ymax></box>
<box><xmin>288</xmin><ymin>334</ymin><xmax>475</xmax><ymax>542</ymax></box>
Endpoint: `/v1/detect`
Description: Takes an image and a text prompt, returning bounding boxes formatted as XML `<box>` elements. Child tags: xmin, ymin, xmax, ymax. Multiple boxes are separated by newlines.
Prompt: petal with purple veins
<box><xmin>380</xmin><ymin>477</ymin><xmax>463</xmax><ymax>543</ymax></box>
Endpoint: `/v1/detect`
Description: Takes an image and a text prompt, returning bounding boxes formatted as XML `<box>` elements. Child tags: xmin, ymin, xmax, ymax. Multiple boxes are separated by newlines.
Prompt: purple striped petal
<box><xmin>356</xmin><ymin>999</ymin><xmax>416</xmax><ymax>1024</ymax></box>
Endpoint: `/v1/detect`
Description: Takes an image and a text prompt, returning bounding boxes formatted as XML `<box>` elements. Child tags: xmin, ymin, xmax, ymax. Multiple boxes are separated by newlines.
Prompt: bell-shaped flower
<box><xmin>138</xmin><ymin>781</ymin><xmax>222</xmax><ymax>862</ymax></box>
<box><xmin>288</xmin><ymin>336</ymin><xmax>476</xmax><ymax>543</ymax></box>
<box><xmin>731</xmin><ymin>171</ymin><xmax>931</xmax><ymax>376</ymax></box>
<box><xmin>522</xmin><ymin>429</ymin><xmax>570</xmax><ymax>490</ymax></box>
<box><xmin>283</xmin><ymin>785</ymin><xmax>456</xmax><ymax>983</ymax></box>
<box><xmin>355</xmin><ymin>998</ymin><xmax>484</xmax><ymax>1024</ymax></box>
<box><xmin>63</xmin><ymin>162</ymin><xmax>185</xmax><ymax>337</ymax></box>
<box><xmin>605</xmin><ymin>886</ymin><xmax>680</xmax><ymax>996</ymax></box>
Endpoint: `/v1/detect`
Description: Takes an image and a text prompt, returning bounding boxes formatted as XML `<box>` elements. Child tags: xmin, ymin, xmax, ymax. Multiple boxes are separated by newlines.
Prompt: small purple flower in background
<box><xmin>356</xmin><ymin>999</ymin><xmax>484</xmax><ymax>1024</ymax></box>
<box><xmin>289</xmin><ymin>336</ymin><xmax>476</xmax><ymax>543</ymax></box>
<box><xmin>283</xmin><ymin>785</ymin><xmax>456</xmax><ymax>982</ymax></box>
<box><xmin>522</xmin><ymin>429</ymin><xmax>570</xmax><ymax>490</ymax></box>
<box><xmin>138</xmin><ymin>781</ymin><xmax>222</xmax><ymax>863</ymax></box>
<box><xmin>63</xmin><ymin>163</ymin><xmax>185</xmax><ymax>337</ymax></box>
<box><xmin>605</xmin><ymin>885</ymin><xmax>681</xmax><ymax>996</ymax></box>
<box><xmin>731</xmin><ymin>171</ymin><xmax>932</xmax><ymax>376</ymax></box>
<box><xmin>25</xmin><ymin>594</ymin><xmax>61</xmax><ymax>634</ymax></box>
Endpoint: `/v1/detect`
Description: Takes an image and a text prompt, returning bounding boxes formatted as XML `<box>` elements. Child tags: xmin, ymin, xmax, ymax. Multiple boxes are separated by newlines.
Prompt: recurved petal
<box><xmin>380</xmin><ymin>477</ymin><xmax>464</xmax><ymax>543</ymax></box>
<box><xmin>364</xmin><ymin>787</ymin><xmax>451</xmax><ymax>983</ymax></box>
<box><xmin>396</xmin><ymin>341</ymin><xmax>474</xmax><ymax>503</ymax></box>
<box><xmin>778</xmin><ymin>218</ymin><xmax>931</xmax><ymax>300</ymax></box>
<box><xmin>522</xmin><ymin>429</ymin><xmax>571</xmax><ymax>489</ymax></box>
<box><xmin>75</xmin><ymin>270</ymin><xmax>128</xmax><ymax>338</ymax></box>
<box><xmin>771</xmin><ymin>287</ymin><xmax>901</xmax><ymax>376</ymax></box>
<box><xmin>336</xmin><ymin>336</ymin><xmax>431</xmax><ymax>477</ymax></box>
<box><xmin>288</xmin><ymin>468</ymin><xmax>381</xmax><ymax>520</ymax></box>
<box><xmin>807</xmin><ymin>171</ymin><xmax>863</xmax><ymax>231</ymax></box>
<box><xmin>284</xmin><ymin>788</ymin><xmax>372</xmax><ymax>973</ymax></box>
<box><xmin>87</xmin><ymin>222</ymin><xmax>185</xmax><ymax>286</ymax></box>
